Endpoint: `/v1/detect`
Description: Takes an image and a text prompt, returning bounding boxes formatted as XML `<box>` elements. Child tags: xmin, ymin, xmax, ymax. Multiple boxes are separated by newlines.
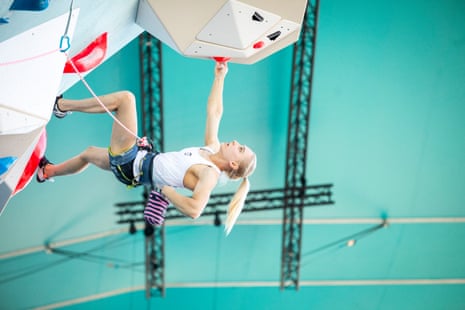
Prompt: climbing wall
<box><xmin>0</xmin><ymin>9</ymin><xmax>79</xmax><ymax>213</ymax></box>
<box><xmin>0</xmin><ymin>0</ymin><xmax>142</xmax><ymax>214</ymax></box>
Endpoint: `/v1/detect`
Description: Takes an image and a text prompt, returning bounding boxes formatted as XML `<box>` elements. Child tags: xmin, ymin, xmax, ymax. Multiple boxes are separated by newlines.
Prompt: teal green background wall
<box><xmin>1</xmin><ymin>0</ymin><xmax>465</xmax><ymax>309</ymax></box>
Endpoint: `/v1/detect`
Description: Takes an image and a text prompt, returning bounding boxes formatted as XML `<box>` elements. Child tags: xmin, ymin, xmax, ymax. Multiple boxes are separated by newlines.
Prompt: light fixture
<box><xmin>129</xmin><ymin>220</ymin><xmax>137</xmax><ymax>235</ymax></box>
<box><xmin>214</xmin><ymin>211</ymin><xmax>221</xmax><ymax>227</ymax></box>
<box><xmin>346</xmin><ymin>239</ymin><xmax>356</xmax><ymax>247</ymax></box>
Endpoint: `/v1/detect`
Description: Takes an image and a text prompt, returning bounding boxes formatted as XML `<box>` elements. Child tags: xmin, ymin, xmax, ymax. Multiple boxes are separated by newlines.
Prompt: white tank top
<box><xmin>151</xmin><ymin>146</ymin><xmax>221</xmax><ymax>188</ymax></box>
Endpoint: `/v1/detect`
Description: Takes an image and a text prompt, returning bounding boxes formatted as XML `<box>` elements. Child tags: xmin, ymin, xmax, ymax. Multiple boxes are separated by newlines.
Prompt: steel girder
<box><xmin>281</xmin><ymin>0</ymin><xmax>321</xmax><ymax>290</ymax></box>
<box><xmin>116</xmin><ymin>184</ymin><xmax>334</xmax><ymax>224</ymax></box>
<box><xmin>130</xmin><ymin>3</ymin><xmax>326</xmax><ymax>295</ymax></box>
<box><xmin>139</xmin><ymin>32</ymin><xmax>165</xmax><ymax>298</ymax></box>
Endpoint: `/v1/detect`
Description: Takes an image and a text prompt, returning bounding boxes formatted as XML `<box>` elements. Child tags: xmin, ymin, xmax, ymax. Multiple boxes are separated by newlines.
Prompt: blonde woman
<box><xmin>37</xmin><ymin>62</ymin><xmax>257</xmax><ymax>235</ymax></box>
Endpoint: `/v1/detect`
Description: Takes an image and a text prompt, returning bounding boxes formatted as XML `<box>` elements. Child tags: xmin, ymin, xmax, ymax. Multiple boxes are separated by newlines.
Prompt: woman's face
<box><xmin>221</xmin><ymin>140</ymin><xmax>255</xmax><ymax>175</ymax></box>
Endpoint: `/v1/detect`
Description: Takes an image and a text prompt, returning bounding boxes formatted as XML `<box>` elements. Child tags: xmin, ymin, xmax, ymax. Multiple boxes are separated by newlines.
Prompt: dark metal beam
<box><xmin>115</xmin><ymin>184</ymin><xmax>334</xmax><ymax>224</ymax></box>
<box><xmin>139</xmin><ymin>32</ymin><xmax>165</xmax><ymax>298</ymax></box>
<box><xmin>281</xmin><ymin>0</ymin><xmax>321</xmax><ymax>290</ymax></box>
<box><xmin>131</xmin><ymin>1</ymin><xmax>327</xmax><ymax>296</ymax></box>
<box><xmin>144</xmin><ymin>225</ymin><xmax>165</xmax><ymax>298</ymax></box>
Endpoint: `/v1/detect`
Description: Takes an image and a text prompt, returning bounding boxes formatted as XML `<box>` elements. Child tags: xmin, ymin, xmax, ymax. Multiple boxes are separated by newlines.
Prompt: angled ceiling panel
<box><xmin>136</xmin><ymin>0</ymin><xmax>307</xmax><ymax>64</ymax></box>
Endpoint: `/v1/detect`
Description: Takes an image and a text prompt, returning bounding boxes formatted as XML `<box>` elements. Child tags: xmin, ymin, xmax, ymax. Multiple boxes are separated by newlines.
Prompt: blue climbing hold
<box><xmin>10</xmin><ymin>0</ymin><xmax>49</xmax><ymax>11</ymax></box>
<box><xmin>0</xmin><ymin>156</ymin><xmax>17</xmax><ymax>176</ymax></box>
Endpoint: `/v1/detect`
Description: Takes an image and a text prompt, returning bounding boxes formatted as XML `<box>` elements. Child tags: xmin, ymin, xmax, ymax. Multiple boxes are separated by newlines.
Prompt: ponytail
<box><xmin>224</xmin><ymin>150</ymin><xmax>256</xmax><ymax>235</ymax></box>
<box><xmin>224</xmin><ymin>177</ymin><xmax>250</xmax><ymax>235</ymax></box>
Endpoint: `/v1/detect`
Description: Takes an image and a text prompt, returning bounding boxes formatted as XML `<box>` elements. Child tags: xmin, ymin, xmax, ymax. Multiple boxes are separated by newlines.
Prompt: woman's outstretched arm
<box><xmin>204</xmin><ymin>62</ymin><xmax>228</xmax><ymax>150</ymax></box>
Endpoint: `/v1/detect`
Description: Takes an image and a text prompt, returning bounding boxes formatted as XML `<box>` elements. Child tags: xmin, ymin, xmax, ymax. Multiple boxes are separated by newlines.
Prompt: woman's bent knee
<box><xmin>82</xmin><ymin>146</ymin><xmax>109</xmax><ymax>169</ymax></box>
<box><xmin>118</xmin><ymin>91</ymin><xmax>136</xmax><ymax>106</ymax></box>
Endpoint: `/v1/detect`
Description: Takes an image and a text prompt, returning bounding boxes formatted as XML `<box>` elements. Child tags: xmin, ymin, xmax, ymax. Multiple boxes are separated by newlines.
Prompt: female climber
<box><xmin>37</xmin><ymin>61</ymin><xmax>257</xmax><ymax>235</ymax></box>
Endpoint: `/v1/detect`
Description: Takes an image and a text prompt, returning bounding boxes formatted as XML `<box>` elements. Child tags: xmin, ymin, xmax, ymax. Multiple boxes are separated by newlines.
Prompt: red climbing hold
<box><xmin>213</xmin><ymin>56</ymin><xmax>231</xmax><ymax>63</ymax></box>
<box><xmin>13</xmin><ymin>129</ymin><xmax>47</xmax><ymax>195</ymax></box>
<box><xmin>63</xmin><ymin>32</ymin><xmax>108</xmax><ymax>73</ymax></box>
<box><xmin>253</xmin><ymin>41</ymin><xmax>265</xmax><ymax>49</ymax></box>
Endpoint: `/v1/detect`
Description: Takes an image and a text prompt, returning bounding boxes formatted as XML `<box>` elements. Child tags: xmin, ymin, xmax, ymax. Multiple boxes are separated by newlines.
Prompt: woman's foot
<box><xmin>53</xmin><ymin>95</ymin><xmax>71</xmax><ymax>118</ymax></box>
<box><xmin>36</xmin><ymin>156</ymin><xmax>53</xmax><ymax>183</ymax></box>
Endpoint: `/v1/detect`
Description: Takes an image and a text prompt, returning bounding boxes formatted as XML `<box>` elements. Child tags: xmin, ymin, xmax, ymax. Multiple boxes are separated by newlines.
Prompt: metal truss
<box><xmin>281</xmin><ymin>0</ymin><xmax>321</xmax><ymax>290</ymax></box>
<box><xmin>139</xmin><ymin>32</ymin><xmax>164</xmax><ymax>152</ymax></box>
<box><xmin>139</xmin><ymin>32</ymin><xmax>165</xmax><ymax>298</ymax></box>
<box><xmin>144</xmin><ymin>224</ymin><xmax>165</xmax><ymax>298</ymax></box>
<box><xmin>115</xmin><ymin>184</ymin><xmax>334</xmax><ymax>224</ymax></box>
<box><xmin>127</xmin><ymin>1</ymin><xmax>325</xmax><ymax>296</ymax></box>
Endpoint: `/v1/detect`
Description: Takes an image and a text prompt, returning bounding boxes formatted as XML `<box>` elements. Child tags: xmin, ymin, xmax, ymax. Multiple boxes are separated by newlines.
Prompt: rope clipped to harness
<box><xmin>137</xmin><ymin>136</ymin><xmax>153</xmax><ymax>151</ymax></box>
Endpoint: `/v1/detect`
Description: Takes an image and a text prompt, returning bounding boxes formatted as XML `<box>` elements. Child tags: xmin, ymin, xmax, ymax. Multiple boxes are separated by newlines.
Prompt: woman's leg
<box><xmin>40</xmin><ymin>91</ymin><xmax>139</xmax><ymax>180</ymax></box>
<box><xmin>57</xmin><ymin>90</ymin><xmax>138</xmax><ymax>154</ymax></box>
<box><xmin>43</xmin><ymin>146</ymin><xmax>109</xmax><ymax>177</ymax></box>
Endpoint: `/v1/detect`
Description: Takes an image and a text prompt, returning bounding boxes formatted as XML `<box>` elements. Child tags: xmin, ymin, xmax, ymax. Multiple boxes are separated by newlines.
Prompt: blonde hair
<box><xmin>224</xmin><ymin>153</ymin><xmax>257</xmax><ymax>235</ymax></box>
